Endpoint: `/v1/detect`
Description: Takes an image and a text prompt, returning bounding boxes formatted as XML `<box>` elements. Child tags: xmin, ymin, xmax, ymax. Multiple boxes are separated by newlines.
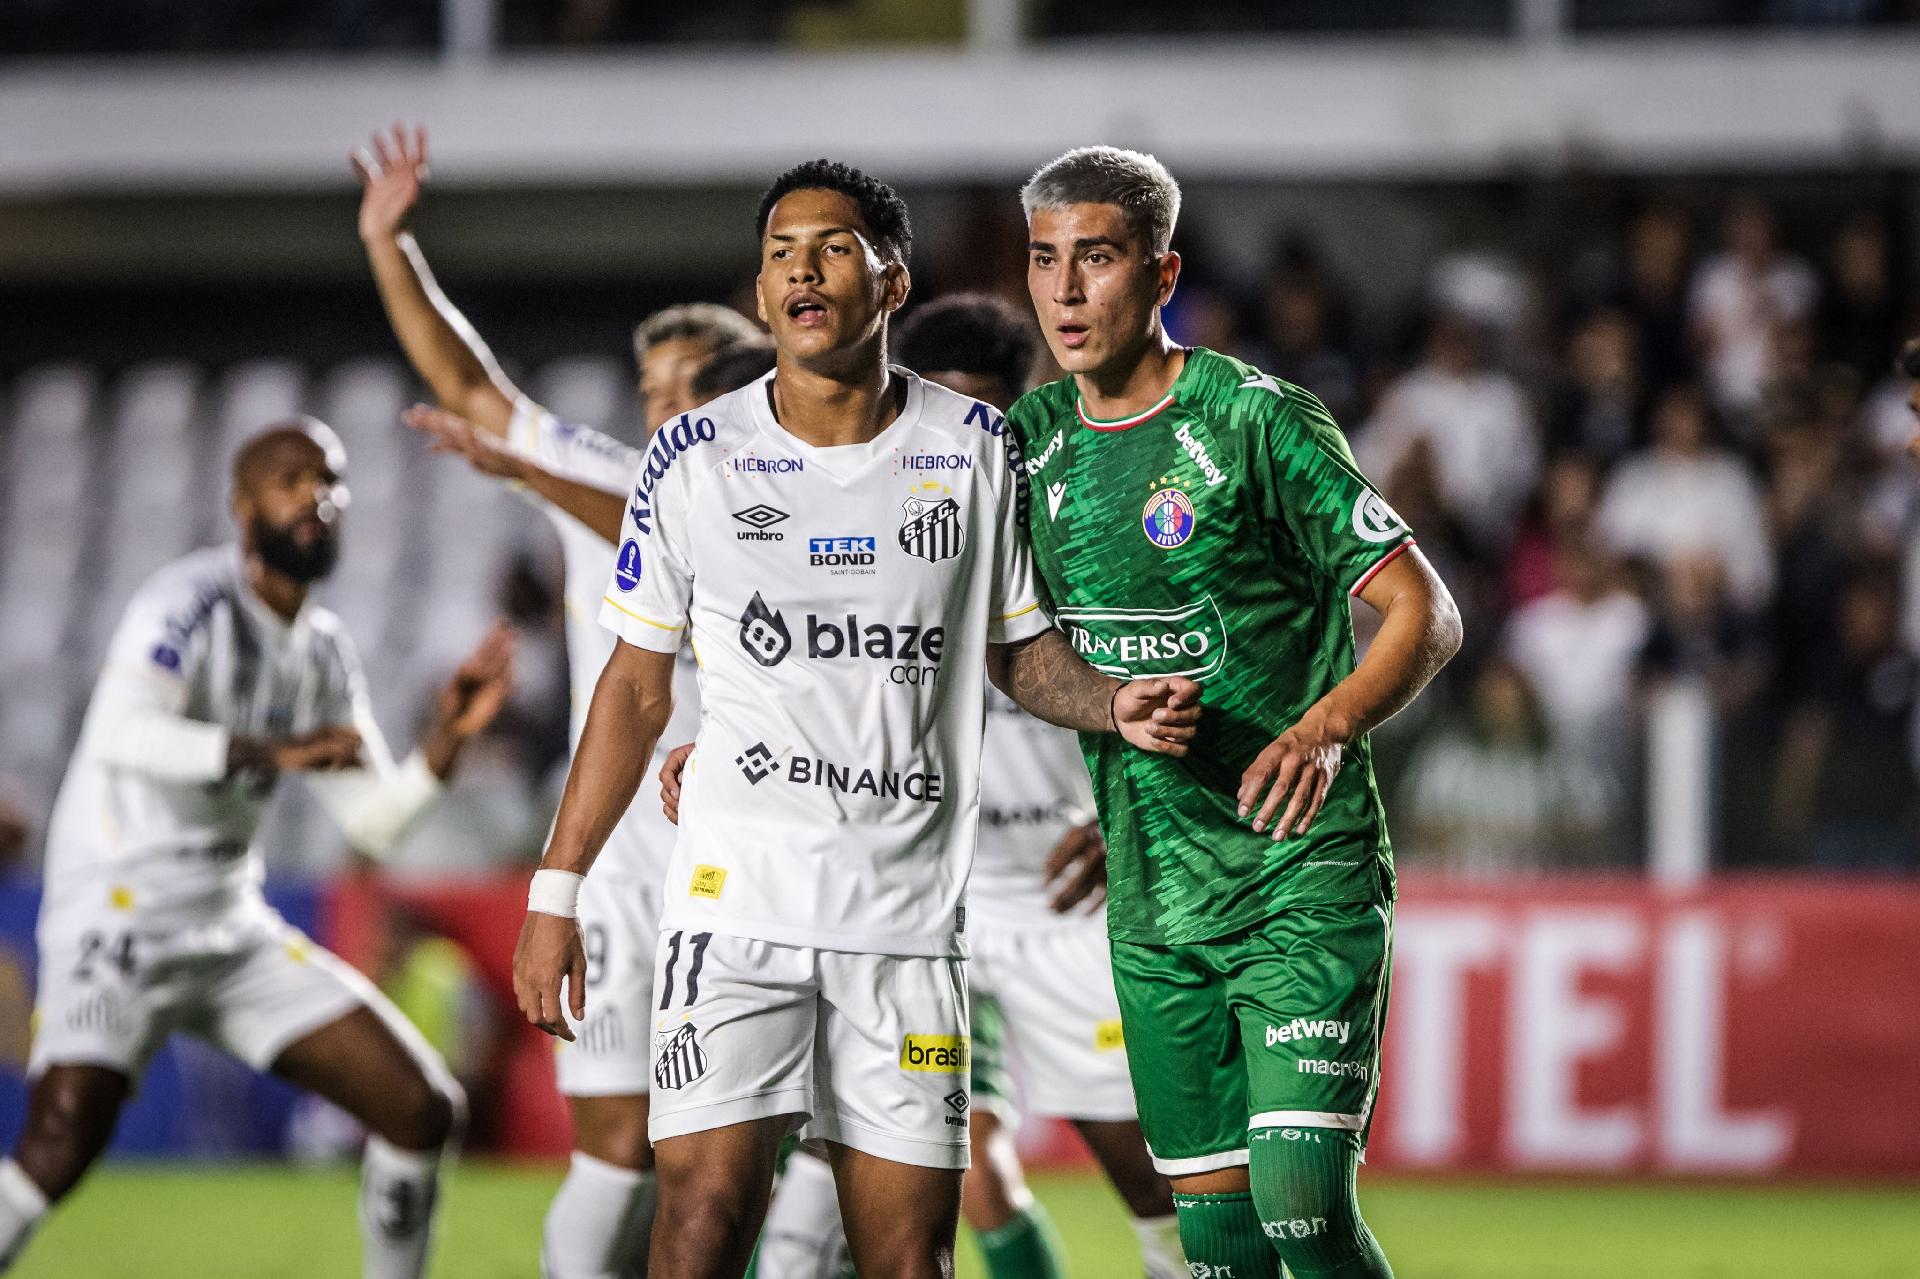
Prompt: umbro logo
<box><xmin>944</xmin><ymin>1089</ymin><xmax>970</xmax><ymax>1114</ymax></box>
<box><xmin>1046</xmin><ymin>481</ymin><xmax>1067</xmax><ymax>520</ymax></box>
<box><xmin>733</xmin><ymin>505</ymin><xmax>789</xmax><ymax>541</ymax></box>
<box><xmin>735</xmin><ymin>742</ymin><xmax>778</xmax><ymax>784</ymax></box>
<box><xmin>1239</xmin><ymin>371</ymin><xmax>1283</xmax><ymax>397</ymax></box>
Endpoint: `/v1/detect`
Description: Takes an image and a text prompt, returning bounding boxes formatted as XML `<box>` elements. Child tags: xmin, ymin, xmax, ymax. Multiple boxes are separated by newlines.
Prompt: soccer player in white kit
<box><xmin>665</xmin><ymin>297</ymin><xmax>1187</xmax><ymax>1279</ymax></box>
<box><xmin>510</xmin><ymin>161</ymin><xmax>1202</xmax><ymax>1279</ymax></box>
<box><xmin>0</xmin><ymin>420</ymin><xmax>513</xmax><ymax>1278</ymax></box>
<box><xmin>353</xmin><ymin>121</ymin><xmax>766</xmax><ymax>1279</ymax></box>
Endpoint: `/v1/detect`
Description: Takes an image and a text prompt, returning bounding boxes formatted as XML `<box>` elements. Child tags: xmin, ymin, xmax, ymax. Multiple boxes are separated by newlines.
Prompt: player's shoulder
<box><xmin>1005</xmin><ymin>376</ymin><xmax>1076</xmax><ymax>442</ymax></box>
<box><xmin>1177</xmin><ymin>348</ymin><xmax>1345</xmax><ymax>448</ymax></box>
<box><xmin>128</xmin><ymin>545</ymin><xmax>239</xmax><ymax>624</ymax></box>
<box><xmin>907</xmin><ymin>373</ymin><xmax>1017</xmax><ymax>466</ymax></box>
<box><xmin>629</xmin><ymin>377</ymin><xmax>763</xmax><ymax>499</ymax></box>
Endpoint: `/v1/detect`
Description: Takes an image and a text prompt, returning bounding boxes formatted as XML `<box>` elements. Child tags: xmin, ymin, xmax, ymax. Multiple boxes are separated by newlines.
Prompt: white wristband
<box><xmin>527</xmin><ymin>869</ymin><xmax>585</xmax><ymax>918</ymax></box>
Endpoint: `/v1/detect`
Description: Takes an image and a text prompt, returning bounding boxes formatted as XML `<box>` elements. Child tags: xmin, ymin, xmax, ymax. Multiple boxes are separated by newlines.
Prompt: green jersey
<box><xmin>1006</xmin><ymin>348</ymin><xmax>1408</xmax><ymax>946</ymax></box>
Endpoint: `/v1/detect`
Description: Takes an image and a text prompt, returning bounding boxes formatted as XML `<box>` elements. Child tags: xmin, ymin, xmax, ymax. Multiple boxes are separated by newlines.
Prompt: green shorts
<box><xmin>1111</xmin><ymin>901</ymin><xmax>1393</xmax><ymax>1176</ymax></box>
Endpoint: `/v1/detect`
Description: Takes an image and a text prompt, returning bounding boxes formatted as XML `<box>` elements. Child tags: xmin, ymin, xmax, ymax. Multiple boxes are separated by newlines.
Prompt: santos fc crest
<box><xmin>898</xmin><ymin>496</ymin><xmax>965</xmax><ymax>563</ymax></box>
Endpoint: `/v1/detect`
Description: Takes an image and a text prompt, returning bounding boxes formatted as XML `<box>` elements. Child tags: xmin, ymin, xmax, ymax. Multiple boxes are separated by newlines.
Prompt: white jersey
<box><xmin>507</xmin><ymin>399</ymin><xmax>702</xmax><ymax>881</ymax></box>
<box><xmin>971</xmin><ymin>685</ymin><xmax>1097</xmax><ymax>932</ymax></box>
<box><xmin>599</xmin><ymin>370</ymin><xmax>1050</xmax><ymax>957</ymax></box>
<box><xmin>42</xmin><ymin>546</ymin><xmax>436</xmax><ymax>925</ymax></box>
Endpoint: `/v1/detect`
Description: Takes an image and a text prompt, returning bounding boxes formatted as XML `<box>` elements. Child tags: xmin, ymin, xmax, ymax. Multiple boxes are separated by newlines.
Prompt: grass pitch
<box><xmin>13</xmin><ymin>1161</ymin><xmax>1917</xmax><ymax>1277</ymax></box>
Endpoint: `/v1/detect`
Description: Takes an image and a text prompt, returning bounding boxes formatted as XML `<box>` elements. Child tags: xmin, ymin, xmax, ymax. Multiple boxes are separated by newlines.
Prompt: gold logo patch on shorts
<box><xmin>689</xmin><ymin>865</ymin><xmax>727</xmax><ymax>899</ymax></box>
<box><xmin>899</xmin><ymin>1034</ymin><xmax>969</xmax><ymax>1072</ymax></box>
<box><xmin>1094</xmin><ymin>1019</ymin><xmax>1126</xmax><ymax>1052</ymax></box>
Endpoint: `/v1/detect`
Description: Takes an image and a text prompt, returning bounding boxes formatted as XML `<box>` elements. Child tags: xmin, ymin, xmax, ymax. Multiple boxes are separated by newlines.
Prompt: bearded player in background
<box><xmin>0</xmin><ymin>420</ymin><xmax>512</xmax><ymax>1278</ymax></box>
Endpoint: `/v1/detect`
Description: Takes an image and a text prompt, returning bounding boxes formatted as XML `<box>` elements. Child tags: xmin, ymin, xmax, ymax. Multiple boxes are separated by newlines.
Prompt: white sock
<box><xmin>360</xmin><ymin>1137</ymin><xmax>443</xmax><ymax>1279</ymax></box>
<box><xmin>541</xmin><ymin>1151</ymin><xmax>655</xmax><ymax>1279</ymax></box>
<box><xmin>1133</xmin><ymin>1211</ymin><xmax>1187</xmax><ymax>1279</ymax></box>
<box><xmin>0</xmin><ymin>1161</ymin><xmax>49</xmax><ymax>1273</ymax></box>
<box><xmin>755</xmin><ymin>1149</ymin><xmax>849</xmax><ymax>1279</ymax></box>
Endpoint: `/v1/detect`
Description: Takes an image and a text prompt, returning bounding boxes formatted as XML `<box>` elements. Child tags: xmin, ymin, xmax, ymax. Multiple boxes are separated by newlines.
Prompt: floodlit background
<box><xmin>3</xmin><ymin>2</ymin><xmax>1920</xmax><ymax>1276</ymax></box>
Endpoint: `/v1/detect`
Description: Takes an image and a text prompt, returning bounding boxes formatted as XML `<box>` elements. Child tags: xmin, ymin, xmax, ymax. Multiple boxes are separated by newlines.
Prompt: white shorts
<box><xmin>968</xmin><ymin>916</ymin><xmax>1137</xmax><ymax>1122</ymax></box>
<box><xmin>555</xmin><ymin>869</ymin><xmax>663</xmax><ymax>1097</ymax></box>
<box><xmin>646</xmin><ymin>930</ymin><xmax>970</xmax><ymax>1170</ymax></box>
<box><xmin>29</xmin><ymin>900</ymin><xmax>449</xmax><ymax>1095</ymax></box>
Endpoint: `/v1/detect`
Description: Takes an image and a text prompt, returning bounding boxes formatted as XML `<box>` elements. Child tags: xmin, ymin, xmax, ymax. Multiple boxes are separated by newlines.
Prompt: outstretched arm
<box><xmin>514</xmin><ymin>641</ymin><xmax>678</xmax><ymax>1039</ymax></box>
<box><xmin>987</xmin><ymin>629</ymin><xmax>1201</xmax><ymax>753</ymax></box>
<box><xmin>404</xmin><ymin>404</ymin><xmax>627</xmax><ymax>541</ymax></box>
<box><xmin>306</xmin><ymin>621</ymin><xmax>515</xmax><ymax>855</ymax></box>
<box><xmin>352</xmin><ymin>123</ymin><xmax>517</xmax><ymax>435</ymax></box>
<box><xmin>1239</xmin><ymin>547</ymin><xmax>1461</xmax><ymax>837</ymax></box>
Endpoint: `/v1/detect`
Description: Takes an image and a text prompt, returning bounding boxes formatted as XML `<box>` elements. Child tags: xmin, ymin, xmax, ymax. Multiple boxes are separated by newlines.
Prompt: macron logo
<box><xmin>1046</xmin><ymin>480</ymin><xmax>1067</xmax><ymax>519</ymax></box>
<box><xmin>1265</xmin><ymin>1018</ymin><xmax>1350</xmax><ymax>1047</ymax></box>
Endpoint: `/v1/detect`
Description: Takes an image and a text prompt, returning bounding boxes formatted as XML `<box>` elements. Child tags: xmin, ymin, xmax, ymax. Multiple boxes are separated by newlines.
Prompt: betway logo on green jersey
<box><xmin>1174</xmin><ymin>423</ymin><xmax>1228</xmax><ymax>487</ymax></box>
<box><xmin>1055</xmin><ymin>596</ymin><xmax>1227</xmax><ymax>680</ymax></box>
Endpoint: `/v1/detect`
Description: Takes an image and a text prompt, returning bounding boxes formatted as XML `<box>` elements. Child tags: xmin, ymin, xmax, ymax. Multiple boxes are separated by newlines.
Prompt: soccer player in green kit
<box><xmin>1004</xmin><ymin>147</ymin><xmax>1464</xmax><ymax>1279</ymax></box>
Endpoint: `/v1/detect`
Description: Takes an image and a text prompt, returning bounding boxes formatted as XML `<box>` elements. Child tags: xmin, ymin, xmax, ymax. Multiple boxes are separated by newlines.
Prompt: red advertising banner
<box><xmin>1366</xmin><ymin>876</ymin><xmax>1920</xmax><ymax>1176</ymax></box>
<box><xmin>326</xmin><ymin>873</ymin><xmax>1920</xmax><ymax>1175</ymax></box>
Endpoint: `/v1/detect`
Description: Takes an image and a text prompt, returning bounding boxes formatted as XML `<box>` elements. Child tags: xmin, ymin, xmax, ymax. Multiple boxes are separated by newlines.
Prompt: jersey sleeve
<box><xmin>506</xmin><ymin>396</ymin><xmax>642</xmax><ymax>491</ymax></box>
<box><xmin>1256</xmin><ymin>389</ymin><xmax>1416</xmax><ymax>596</ymax></box>
<box><xmin>987</xmin><ymin>429</ymin><xmax>1051</xmax><ymax>644</ymax></box>
<box><xmin>597</xmin><ymin>459</ymin><xmax>695</xmax><ymax>654</ymax></box>
<box><xmin>81</xmin><ymin>571</ymin><xmax>229</xmax><ymax>781</ymax></box>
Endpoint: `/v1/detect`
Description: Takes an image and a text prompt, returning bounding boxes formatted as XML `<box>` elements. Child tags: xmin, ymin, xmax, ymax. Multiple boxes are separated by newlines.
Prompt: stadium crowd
<box><xmin>1138</xmin><ymin>194</ymin><xmax>1920</xmax><ymax>876</ymax></box>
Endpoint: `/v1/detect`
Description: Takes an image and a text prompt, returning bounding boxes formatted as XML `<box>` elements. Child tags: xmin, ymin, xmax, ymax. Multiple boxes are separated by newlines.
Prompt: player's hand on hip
<box><xmin>513</xmin><ymin>911</ymin><xmax>586</xmax><ymax>1040</ymax></box>
<box><xmin>403</xmin><ymin>404</ymin><xmax>527</xmax><ymax>481</ymax></box>
<box><xmin>1112</xmin><ymin>676</ymin><xmax>1203</xmax><ymax>756</ymax></box>
<box><xmin>660</xmin><ymin>742</ymin><xmax>695</xmax><ymax>825</ymax></box>
<box><xmin>350</xmin><ymin>122</ymin><xmax>429</xmax><ymax>243</ymax></box>
<box><xmin>1238</xmin><ymin>709</ymin><xmax>1348</xmax><ymax>839</ymax></box>
<box><xmin>1044</xmin><ymin>820</ymin><xmax>1108</xmax><ymax>914</ymax></box>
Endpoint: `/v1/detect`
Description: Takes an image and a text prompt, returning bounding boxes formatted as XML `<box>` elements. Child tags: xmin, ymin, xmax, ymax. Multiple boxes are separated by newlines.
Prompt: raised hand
<box><xmin>1044</xmin><ymin>820</ymin><xmax>1107</xmax><ymax>914</ymax></box>
<box><xmin>350</xmin><ymin>122</ymin><xmax>430</xmax><ymax>244</ymax></box>
<box><xmin>438</xmin><ymin>620</ymin><xmax>516</xmax><ymax>737</ymax></box>
<box><xmin>1112</xmin><ymin>676</ymin><xmax>1203</xmax><ymax>756</ymax></box>
<box><xmin>1237</xmin><ymin>708</ymin><xmax>1347</xmax><ymax>839</ymax></box>
<box><xmin>403</xmin><ymin>404</ymin><xmax>527</xmax><ymax>481</ymax></box>
<box><xmin>659</xmin><ymin>742</ymin><xmax>695</xmax><ymax>825</ymax></box>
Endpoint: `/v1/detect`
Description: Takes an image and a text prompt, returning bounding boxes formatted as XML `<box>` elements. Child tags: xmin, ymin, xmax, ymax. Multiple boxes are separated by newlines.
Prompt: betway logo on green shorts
<box><xmin>1055</xmin><ymin>596</ymin><xmax>1227</xmax><ymax>681</ymax></box>
<box><xmin>899</xmin><ymin>1034</ymin><xmax>969</xmax><ymax>1072</ymax></box>
<box><xmin>1265</xmin><ymin>1018</ymin><xmax>1350</xmax><ymax>1046</ymax></box>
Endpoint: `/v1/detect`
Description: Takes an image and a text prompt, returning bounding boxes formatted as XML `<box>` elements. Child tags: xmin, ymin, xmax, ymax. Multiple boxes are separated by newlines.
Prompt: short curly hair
<box><xmin>896</xmin><ymin>294</ymin><xmax>1036</xmax><ymax>396</ymax></box>
<box><xmin>756</xmin><ymin>159</ymin><xmax>912</xmax><ymax>265</ymax></box>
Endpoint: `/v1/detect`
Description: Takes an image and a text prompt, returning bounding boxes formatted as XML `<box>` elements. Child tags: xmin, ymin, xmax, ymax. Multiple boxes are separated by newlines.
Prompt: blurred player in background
<box><xmin>1006</xmin><ymin>147</ymin><xmax>1463</xmax><ymax>1279</ymax></box>
<box><xmin>1900</xmin><ymin>337</ymin><xmax>1920</xmax><ymax>460</ymax></box>
<box><xmin>511</xmin><ymin>159</ymin><xmax>1200</xmax><ymax>1279</ymax></box>
<box><xmin>354</xmin><ymin>122</ymin><xmax>767</xmax><ymax>1279</ymax></box>
<box><xmin>0</xmin><ymin>419</ymin><xmax>513</xmax><ymax>1278</ymax></box>
<box><xmin>673</xmin><ymin>294</ymin><xmax>1186</xmax><ymax>1279</ymax></box>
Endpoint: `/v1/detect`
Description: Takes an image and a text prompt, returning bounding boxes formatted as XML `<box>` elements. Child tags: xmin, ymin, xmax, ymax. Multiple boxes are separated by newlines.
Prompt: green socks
<box><xmin>1248</xmin><ymin>1127</ymin><xmax>1393</xmax><ymax>1278</ymax></box>
<box><xmin>977</xmin><ymin>1202</ymin><xmax>1071</xmax><ymax>1279</ymax></box>
<box><xmin>1172</xmin><ymin>1190</ymin><xmax>1283</xmax><ymax>1278</ymax></box>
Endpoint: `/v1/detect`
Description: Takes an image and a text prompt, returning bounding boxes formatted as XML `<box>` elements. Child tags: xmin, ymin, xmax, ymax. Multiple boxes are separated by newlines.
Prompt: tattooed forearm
<box><xmin>989</xmin><ymin>629</ymin><xmax>1121</xmax><ymax>732</ymax></box>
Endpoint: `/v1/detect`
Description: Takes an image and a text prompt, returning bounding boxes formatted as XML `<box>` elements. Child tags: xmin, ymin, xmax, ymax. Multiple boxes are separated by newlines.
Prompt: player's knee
<box><xmin>383</xmin><ymin>1073</ymin><xmax>459</xmax><ymax>1152</ymax></box>
<box><xmin>571</xmin><ymin>1099</ymin><xmax>652</xmax><ymax>1171</ymax></box>
<box><xmin>655</xmin><ymin>1179</ymin><xmax>758</xmax><ymax>1262</ymax></box>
